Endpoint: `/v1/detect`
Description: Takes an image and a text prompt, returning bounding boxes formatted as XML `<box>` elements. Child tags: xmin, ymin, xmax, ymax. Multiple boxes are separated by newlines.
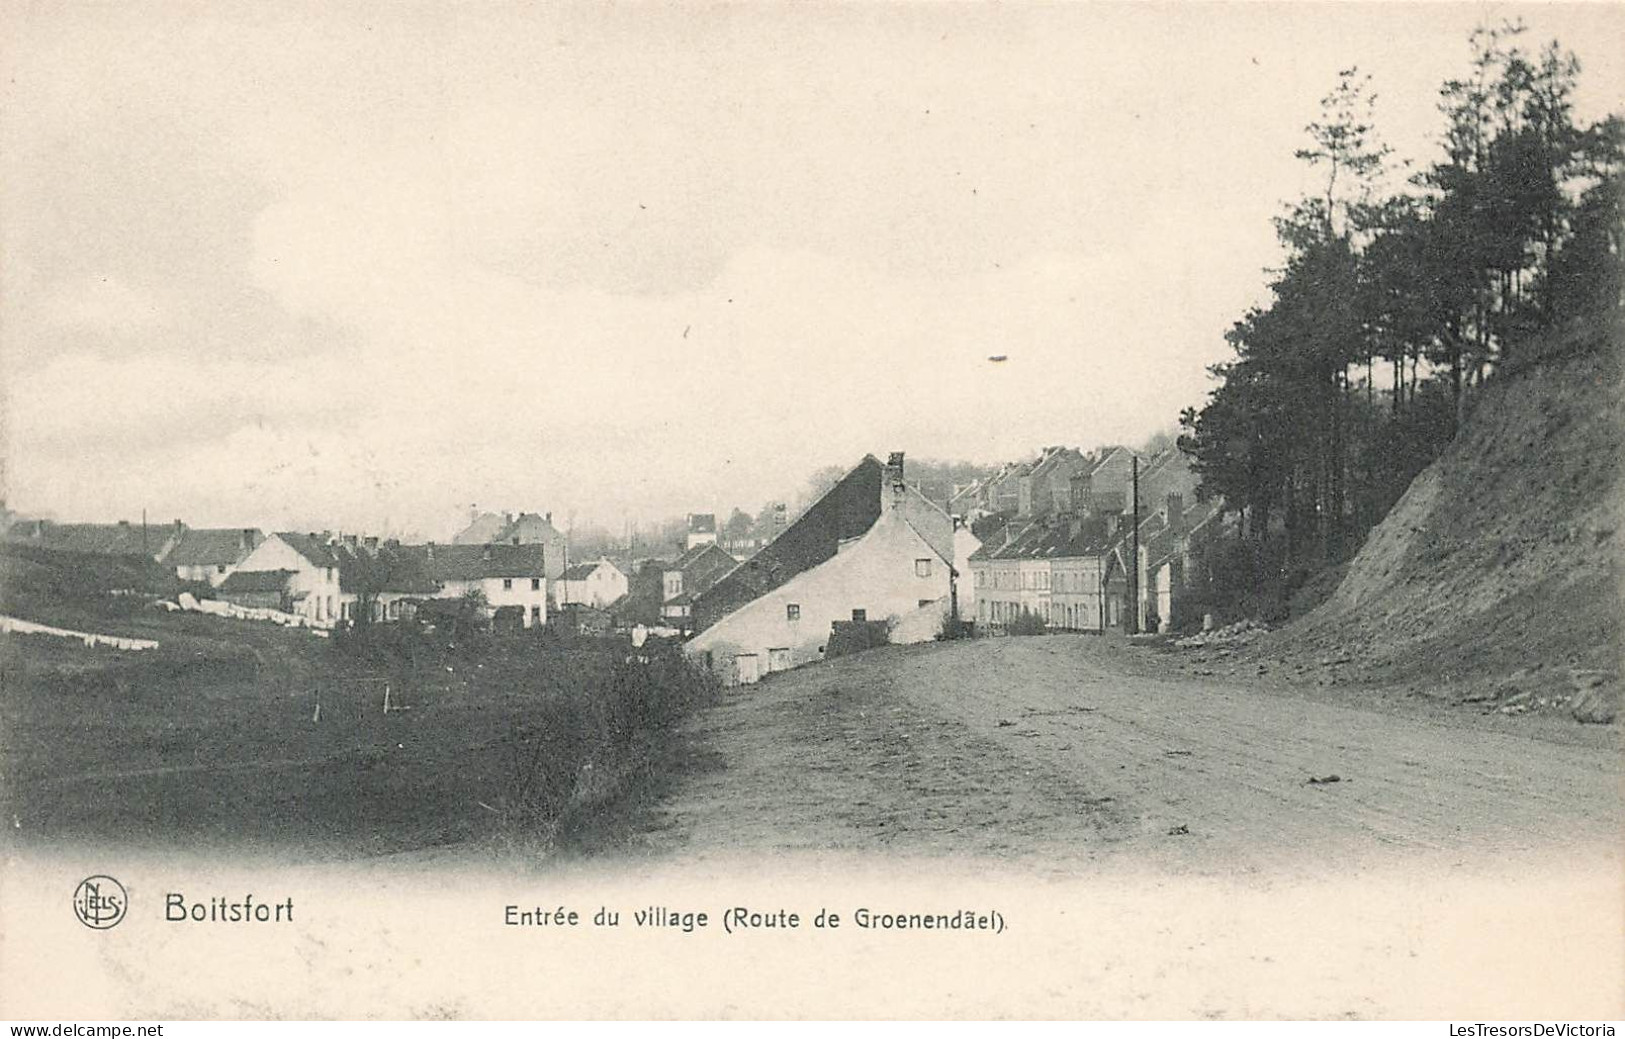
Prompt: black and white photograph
<box><xmin>0</xmin><ymin>0</ymin><xmax>1621</xmax><ymax>1023</ymax></box>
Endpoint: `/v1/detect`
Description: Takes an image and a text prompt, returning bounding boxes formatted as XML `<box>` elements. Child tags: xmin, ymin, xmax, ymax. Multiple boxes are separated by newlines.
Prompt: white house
<box><xmin>414</xmin><ymin>543</ymin><xmax>549</xmax><ymax>628</ymax></box>
<box><xmin>558</xmin><ymin>557</ymin><xmax>628</xmax><ymax>610</ymax></box>
<box><xmin>223</xmin><ymin>532</ymin><xmax>343</xmax><ymax>627</ymax></box>
<box><xmin>686</xmin><ymin>453</ymin><xmax>962</xmax><ymax>684</ymax></box>
<box><xmin>168</xmin><ymin>528</ymin><xmax>263</xmax><ymax>587</ymax></box>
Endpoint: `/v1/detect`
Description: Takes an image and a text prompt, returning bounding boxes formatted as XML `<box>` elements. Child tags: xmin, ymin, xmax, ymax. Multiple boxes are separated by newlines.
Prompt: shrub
<box><xmin>1007</xmin><ymin>608</ymin><xmax>1048</xmax><ymax>636</ymax></box>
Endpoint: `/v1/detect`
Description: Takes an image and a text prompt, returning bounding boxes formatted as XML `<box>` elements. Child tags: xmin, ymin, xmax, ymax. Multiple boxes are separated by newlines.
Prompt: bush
<box><xmin>827</xmin><ymin>619</ymin><xmax>893</xmax><ymax>659</ymax></box>
<box><xmin>1007</xmin><ymin>608</ymin><xmax>1048</xmax><ymax>636</ymax></box>
<box><xmin>490</xmin><ymin>640</ymin><xmax>719</xmax><ymax>852</ymax></box>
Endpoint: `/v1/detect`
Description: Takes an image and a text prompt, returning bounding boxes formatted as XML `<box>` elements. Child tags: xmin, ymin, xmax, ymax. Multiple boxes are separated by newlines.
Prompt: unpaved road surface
<box><xmin>637</xmin><ymin>636</ymin><xmax>1622</xmax><ymax>871</ymax></box>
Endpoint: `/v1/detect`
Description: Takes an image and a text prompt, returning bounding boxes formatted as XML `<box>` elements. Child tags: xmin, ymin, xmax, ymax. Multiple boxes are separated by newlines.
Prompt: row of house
<box><xmin>949</xmin><ymin>443</ymin><xmax>1197</xmax><ymax>526</ymax></box>
<box><xmin>4</xmin><ymin>514</ymin><xmax>632</xmax><ymax>631</ymax></box>
<box><xmin>971</xmin><ymin>491</ymin><xmax>1224</xmax><ymax>635</ymax></box>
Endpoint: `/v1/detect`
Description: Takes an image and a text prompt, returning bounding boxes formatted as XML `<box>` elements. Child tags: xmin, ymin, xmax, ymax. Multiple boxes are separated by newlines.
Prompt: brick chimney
<box><xmin>882</xmin><ymin>451</ymin><xmax>907</xmax><ymax>511</ymax></box>
<box><xmin>1166</xmin><ymin>493</ymin><xmax>1185</xmax><ymax>535</ymax></box>
<box><xmin>1071</xmin><ymin>471</ymin><xmax>1094</xmax><ymax>514</ymax></box>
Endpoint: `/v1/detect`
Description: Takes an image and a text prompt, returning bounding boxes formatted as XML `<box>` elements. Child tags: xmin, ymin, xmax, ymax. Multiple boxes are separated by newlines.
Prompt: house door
<box><xmin>736</xmin><ymin>653</ymin><xmax>761</xmax><ymax>685</ymax></box>
<box><xmin>768</xmin><ymin>647</ymin><xmax>791</xmax><ymax>673</ymax></box>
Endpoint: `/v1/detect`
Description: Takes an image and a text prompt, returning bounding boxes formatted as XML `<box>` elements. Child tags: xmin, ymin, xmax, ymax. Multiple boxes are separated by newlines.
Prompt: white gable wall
<box><xmin>233</xmin><ymin>536</ymin><xmax>341</xmax><ymax>627</ymax></box>
<box><xmin>686</xmin><ymin>509</ymin><xmax>950</xmax><ymax>680</ymax></box>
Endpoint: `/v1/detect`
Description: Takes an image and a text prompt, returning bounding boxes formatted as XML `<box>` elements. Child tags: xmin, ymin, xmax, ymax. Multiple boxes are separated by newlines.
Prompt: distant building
<box><xmin>559</xmin><ymin>558</ymin><xmax>628</xmax><ymax>609</ymax></box>
<box><xmin>970</xmin><ymin>487</ymin><xmax>1224</xmax><ymax>634</ymax></box>
<box><xmin>660</xmin><ymin>542</ymin><xmax>739</xmax><ymax>628</ymax></box>
<box><xmin>227</xmin><ymin>532</ymin><xmax>344</xmax><ymax>627</ymax></box>
<box><xmin>4</xmin><ymin>518</ymin><xmax>184</xmax><ymax>562</ymax></box>
<box><xmin>217</xmin><ymin>568</ymin><xmax>299</xmax><ymax>612</ymax></box>
<box><xmin>1018</xmin><ymin>447</ymin><xmax>1089</xmax><ymax>517</ymax></box>
<box><xmin>333</xmin><ymin>540</ymin><xmax>440</xmax><ymax>625</ymax></box>
<box><xmin>685</xmin><ymin>513</ymin><xmax>718</xmax><ymax>550</ymax></box>
<box><xmin>983</xmin><ymin>463</ymin><xmax>1027</xmax><ymax>514</ymax></box>
<box><xmin>409</xmin><ymin>542</ymin><xmax>550</xmax><ymax>628</ymax></box>
<box><xmin>167</xmin><ymin>528</ymin><xmax>263</xmax><ymax>587</ymax></box>
<box><xmin>451</xmin><ymin>509</ymin><xmax>568</xmax><ymax>590</ymax></box>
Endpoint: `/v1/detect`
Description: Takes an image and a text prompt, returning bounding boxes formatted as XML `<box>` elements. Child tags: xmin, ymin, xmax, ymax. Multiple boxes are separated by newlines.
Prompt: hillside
<box><xmin>1264</xmin><ymin>318</ymin><xmax>1623</xmax><ymax>705</ymax></box>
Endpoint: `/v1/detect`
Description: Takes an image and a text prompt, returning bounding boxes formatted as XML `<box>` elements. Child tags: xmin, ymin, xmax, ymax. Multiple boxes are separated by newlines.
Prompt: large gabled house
<box><xmin>408</xmin><ymin>542</ymin><xmax>550</xmax><ymax>628</ymax></box>
<box><xmin>222</xmin><ymin>532</ymin><xmax>344</xmax><ymax>626</ymax></box>
<box><xmin>687</xmin><ymin>452</ymin><xmax>978</xmax><ymax>685</ymax></box>
<box><xmin>452</xmin><ymin>508</ymin><xmax>568</xmax><ymax>593</ymax></box>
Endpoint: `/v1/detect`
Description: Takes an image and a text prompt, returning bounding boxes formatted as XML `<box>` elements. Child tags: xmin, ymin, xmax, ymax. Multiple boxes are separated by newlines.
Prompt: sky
<box><xmin>2</xmin><ymin>2</ymin><xmax>1621</xmax><ymax>539</ymax></box>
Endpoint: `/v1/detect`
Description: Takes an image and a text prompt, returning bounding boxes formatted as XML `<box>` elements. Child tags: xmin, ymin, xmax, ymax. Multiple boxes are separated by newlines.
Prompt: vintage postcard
<box><xmin>1</xmin><ymin>0</ymin><xmax>1621</xmax><ymax>1022</ymax></box>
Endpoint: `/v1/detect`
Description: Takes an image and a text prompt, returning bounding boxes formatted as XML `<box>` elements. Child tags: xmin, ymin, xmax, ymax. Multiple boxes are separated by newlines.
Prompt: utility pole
<box><xmin>1128</xmin><ymin>455</ymin><xmax>1140</xmax><ymax>635</ymax></box>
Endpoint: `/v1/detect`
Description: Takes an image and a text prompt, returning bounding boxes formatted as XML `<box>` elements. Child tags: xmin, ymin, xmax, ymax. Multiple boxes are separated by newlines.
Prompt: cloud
<box><xmin>37</xmin><ymin>275</ymin><xmax>169</xmax><ymax>332</ymax></box>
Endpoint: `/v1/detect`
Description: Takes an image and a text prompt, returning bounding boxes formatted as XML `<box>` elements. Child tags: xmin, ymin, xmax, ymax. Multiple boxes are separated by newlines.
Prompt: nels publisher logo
<box><xmin>72</xmin><ymin>875</ymin><xmax>127</xmax><ymax>930</ymax></box>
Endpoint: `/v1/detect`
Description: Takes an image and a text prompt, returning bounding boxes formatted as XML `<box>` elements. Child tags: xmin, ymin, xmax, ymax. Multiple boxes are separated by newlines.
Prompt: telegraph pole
<box><xmin>1128</xmin><ymin>455</ymin><xmax>1139</xmax><ymax>634</ymax></box>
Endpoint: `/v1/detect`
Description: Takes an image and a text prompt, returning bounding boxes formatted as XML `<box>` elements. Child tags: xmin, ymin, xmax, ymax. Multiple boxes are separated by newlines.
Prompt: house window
<box><xmin>852</xmin><ymin>608</ymin><xmax>866</xmax><ymax>622</ymax></box>
<box><xmin>216</xmin><ymin>563</ymin><xmax>227</xmax><ymax>574</ymax></box>
<box><xmin>531</xmin><ymin>578</ymin><xmax>541</xmax><ymax>591</ymax></box>
<box><xmin>786</xmin><ymin>603</ymin><xmax>800</xmax><ymax>621</ymax></box>
<box><xmin>918</xmin><ymin>599</ymin><xmax>933</xmax><ymax>608</ymax></box>
<box><xmin>915</xmin><ymin>558</ymin><xmax>932</xmax><ymax>578</ymax></box>
<box><xmin>503</xmin><ymin>578</ymin><xmax>513</xmax><ymax>590</ymax></box>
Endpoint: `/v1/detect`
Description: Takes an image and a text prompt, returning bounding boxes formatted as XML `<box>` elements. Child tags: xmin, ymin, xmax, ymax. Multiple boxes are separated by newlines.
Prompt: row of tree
<box><xmin>1179</xmin><ymin>22</ymin><xmax>1621</xmax><ymax>575</ymax></box>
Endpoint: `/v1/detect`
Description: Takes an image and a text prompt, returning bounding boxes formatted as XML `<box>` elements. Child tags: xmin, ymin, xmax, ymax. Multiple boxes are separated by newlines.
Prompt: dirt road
<box><xmin>636</xmin><ymin>636</ymin><xmax>1622</xmax><ymax>870</ymax></box>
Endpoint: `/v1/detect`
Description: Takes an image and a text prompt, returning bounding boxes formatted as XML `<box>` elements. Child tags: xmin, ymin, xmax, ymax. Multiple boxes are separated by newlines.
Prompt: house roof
<box><xmin>450</xmin><ymin>511</ymin><xmax>510</xmax><ymax>545</ymax></box>
<box><xmin>1089</xmin><ymin>490</ymin><xmax>1127</xmax><ymax>514</ymax></box>
<box><xmin>1144</xmin><ymin>500</ymin><xmax>1223</xmax><ymax>570</ymax></box>
<box><xmin>693</xmin><ymin>455</ymin><xmax>885</xmax><ymax>628</ymax></box>
<box><xmin>167</xmin><ymin>528</ymin><xmax>262</xmax><ymax>567</ymax></box>
<box><xmin>333</xmin><ymin>543</ymin><xmax>441</xmax><ymax>594</ymax></box>
<box><xmin>494</xmin><ymin>512</ymin><xmax>564</xmax><ymax>544</ymax></box>
<box><xmin>219</xmin><ymin>569</ymin><xmax>295</xmax><ymax>593</ymax></box>
<box><xmin>687</xmin><ymin>513</ymin><xmax>717</xmax><ymax>534</ymax></box>
<box><xmin>563</xmin><ymin>559</ymin><xmax>624</xmax><ymax>581</ymax></box>
<box><xmin>667</xmin><ymin>542</ymin><xmax>737</xmax><ymax>598</ymax></box>
<box><xmin>5</xmin><ymin>520</ymin><xmax>175</xmax><ymax>559</ymax></box>
<box><xmin>1026</xmin><ymin>447</ymin><xmax>1085</xmax><ymax>483</ymax></box>
<box><xmin>274</xmin><ymin>532</ymin><xmax>341</xmax><ymax>568</ymax></box>
<box><xmin>972</xmin><ymin>513</ymin><xmax>1122</xmax><ymax>563</ymax></box>
<box><xmin>408</xmin><ymin>543</ymin><xmax>546</xmax><ymax>581</ymax></box>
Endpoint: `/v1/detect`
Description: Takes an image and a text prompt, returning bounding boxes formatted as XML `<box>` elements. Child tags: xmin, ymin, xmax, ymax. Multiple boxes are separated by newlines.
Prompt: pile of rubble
<box><xmin>1174</xmin><ymin>618</ymin><xmax>1269</xmax><ymax>649</ymax></box>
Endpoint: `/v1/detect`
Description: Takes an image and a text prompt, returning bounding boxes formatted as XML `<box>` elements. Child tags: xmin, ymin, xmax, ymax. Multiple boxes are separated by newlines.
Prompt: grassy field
<box><xmin>0</xmin><ymin>580</ymin><xmax>717</xmax><ymax>861</ymax></box>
